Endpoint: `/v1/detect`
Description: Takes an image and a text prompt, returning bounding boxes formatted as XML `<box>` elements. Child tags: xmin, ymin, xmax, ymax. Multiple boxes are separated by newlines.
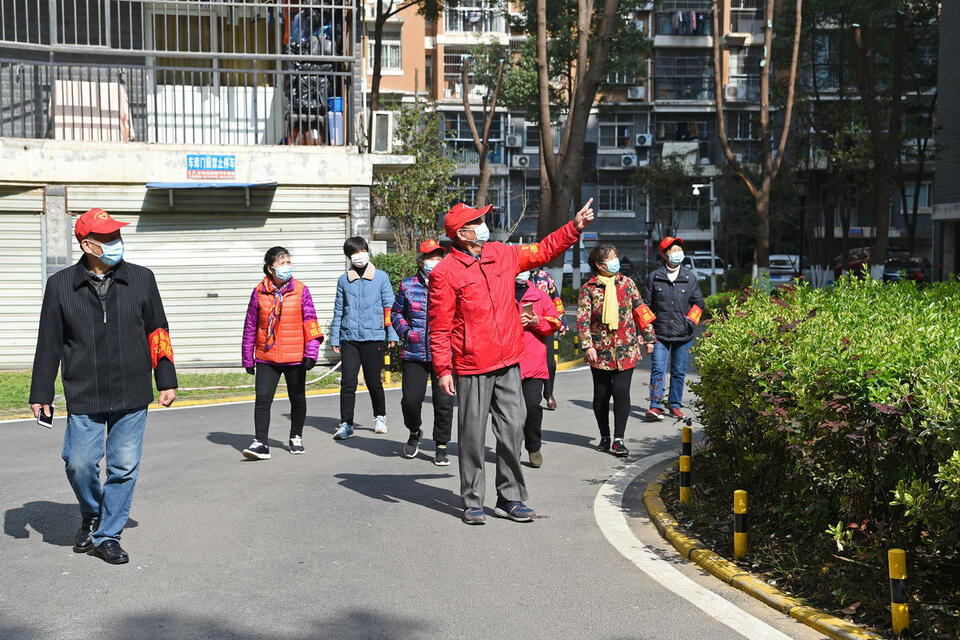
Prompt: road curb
<box><xmin>3</xmin><ymin>359</ymin><xmax>587</xmax><ymax>422</ymax></box>
<box><xmin>642</xmin><ymin>472</ymin><xmax>885</xmax><ymax>640</ymax></box>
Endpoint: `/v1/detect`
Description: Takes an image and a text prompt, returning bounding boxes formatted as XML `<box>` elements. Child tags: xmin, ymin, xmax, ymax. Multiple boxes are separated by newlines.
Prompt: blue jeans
<box><xmin>62</xmin><ymin>408</ymin><xmax>148</xmax><ymax>545</ymax></box>
<box><xmin>649</xmin><ymin>340</ymin><xmax>693</xmax><ymax>410</ymax></box>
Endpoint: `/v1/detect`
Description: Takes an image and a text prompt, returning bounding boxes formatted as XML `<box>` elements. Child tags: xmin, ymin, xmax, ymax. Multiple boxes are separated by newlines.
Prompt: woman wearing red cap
<box><xmin>577</xmin><ymin>244</ymin><xmax>657</xmax><ymax>457</ymax></box>
<box><xmin>643</xmin><ymin>236</ymin><xmax>704</xmax><ymax>421</ymax></box>
<box><xmin>393</xmin><ymin>239</ymin><xmax>455</xmax><ymax>465</ymax></box>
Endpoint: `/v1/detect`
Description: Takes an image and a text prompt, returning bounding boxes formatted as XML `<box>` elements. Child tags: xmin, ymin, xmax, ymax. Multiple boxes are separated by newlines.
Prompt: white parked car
<box><xmin>683</xmin><ymin>252</ymin><xmax>725</xmax><ymax>281</ymax></box>
<box><xmin>769</xmin><ymin>254</ymin><xmax>800</xmax><ymax>284</ymax></box>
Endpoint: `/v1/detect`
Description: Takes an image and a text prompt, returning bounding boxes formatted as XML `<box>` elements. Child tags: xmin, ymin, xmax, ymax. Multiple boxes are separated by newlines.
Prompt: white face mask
<box><xmin>351</xmin><ymin>251</ymin><xmax>370</xmax><ymax>268</ymax></box>
<box><xmin>423</xmin><ymin>259</ymin><xmax>440</xmax><ymax>275</ymax></box>
<box><xmin>462</xmin><ymin>223</ymin><xmax>490</xmax><ymax>246</ymax></box>
<box><xmin>515</xmin><ymin>271</ymin><xmax>530</xmax><ymax>284</ymax></box>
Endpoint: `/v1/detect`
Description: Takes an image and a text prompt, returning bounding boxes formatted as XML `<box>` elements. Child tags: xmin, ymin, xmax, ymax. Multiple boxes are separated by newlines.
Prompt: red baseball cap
<box><xmin>419</xmin><ymin>238</ymin><xmax>445</xmax><ymax>255</ymax></box>
<box><xmin>443</xmin><ymin>203</ymin><xmax>492</xmax><ymax>240</ymax></box>
<box><xmin>659</xmin><ymin>236</ymin><xmax>684</xmax><ymax>255</ymax></box>
<box><xmin>75</xmin><ymin>208</ymin><xmax>129</xmax><ymax>242</ymax></box>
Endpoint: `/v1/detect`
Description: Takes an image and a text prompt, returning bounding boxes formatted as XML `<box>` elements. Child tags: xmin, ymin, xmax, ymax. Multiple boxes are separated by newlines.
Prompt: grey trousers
<box><xmin>456</xmin><ymin>364</ymin><xmax>528</xmax><ymax>509</ymax></box>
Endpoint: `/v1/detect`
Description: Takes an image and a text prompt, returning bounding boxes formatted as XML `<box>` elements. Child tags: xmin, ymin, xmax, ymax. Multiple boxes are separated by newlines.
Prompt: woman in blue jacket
<box><xmin>331</xmin><ymin>237</ymin><xmax>399</xmax><ymax>440</ymax></box>
<box><xmin>393</xmin><ymin>239</ymin><xmax>455</xmax><ymax>465</ymax></box>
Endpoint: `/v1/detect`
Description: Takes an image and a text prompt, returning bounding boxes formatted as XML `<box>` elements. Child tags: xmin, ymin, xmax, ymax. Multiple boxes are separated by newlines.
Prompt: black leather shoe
<box><xmin>90</xmin><ymin>539</ymin><xmax>129</xmax><ymax>564</ymax></box>
<box><xmin>72</xmin><ymin>517</ymin><xmax>100</xmax><ymax>553</ymax></box>
<box><xmin>597</xmin><ymin>437</ymin><xmax>611</xmax><ymax>452</ymax></box>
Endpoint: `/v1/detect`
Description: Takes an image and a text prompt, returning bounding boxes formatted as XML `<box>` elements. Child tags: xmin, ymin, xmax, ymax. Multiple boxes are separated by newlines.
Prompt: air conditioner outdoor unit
<box><xmin>505</xmin><ymin>133</ymin><xmax>523</xmax><ymax>148</ymax></box>
<box><xmin>635</xmin><ymin>133</ymin><xmax>653</xmax><ymax>147</ymax></box>
<box><xmin>511</xmin><ymin>154</ymin><xmax>531</xmax><ymax>168</ymax></box>
<box><xmin>627</xmin><ymin>86</ymin><xmax>645</xmax><ymax>100</ymax></box>
<box><xmin>621</xmin><ymin>154</ymin><xmax>638</xmax><ymax>168</ymax></box>
<box><xmin>371</xmin><ymin>110</ymin><xmax>395</xmax><ymax>153</ymax></box>
<box><xmin>724</xmin><ymin>83</ymin><xmax>748</xmax><ymax>101</ymax></box>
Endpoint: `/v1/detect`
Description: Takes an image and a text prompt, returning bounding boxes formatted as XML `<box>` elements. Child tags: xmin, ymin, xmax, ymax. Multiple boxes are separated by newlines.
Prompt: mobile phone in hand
<box><xmin>37</xmin><ymin>405</ymin><xmax>54</xmax><ymax>429</ymax></box>
<box><xmin>522</xmin><ymin>303</ymin><xmax>534</xmax><ymax>315</ymax></box>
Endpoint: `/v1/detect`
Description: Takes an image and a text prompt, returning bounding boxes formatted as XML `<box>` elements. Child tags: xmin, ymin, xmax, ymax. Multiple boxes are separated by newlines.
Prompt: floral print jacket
<box><xmin>577</xmin><ymin>274</ymin><xmax>657</xmax><ymax>371</ymax></box>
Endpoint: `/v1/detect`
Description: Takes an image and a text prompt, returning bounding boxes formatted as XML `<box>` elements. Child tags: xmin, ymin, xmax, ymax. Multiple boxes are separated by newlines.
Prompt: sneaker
<box><xmin>645</xmin><ymin>407</ymin><xmax>665</xmax><ymax>422</ymax></box>
<box><xmin>242</xmin><ymin>440</ymin><xmax>271</xmax><ymax>460</ymax></box>
<box><xmin>669</xmin><ymin>407</ymin><xmax>685</xmax><ymax>420</ymax></box>
<box><xmin>462</xmin><ymin>507</ymin><xmax>486</xmax><ymax>525</ymax></box>
<box><xmin>611</xmin><ymin>438</ymin><xmax>629</xmax><ymax>457</ymax></box>
<box><xmin>333</xmin><ymin>422</ymin><xmax>354</xmax><ymax>440</ymax></box>
<box><xmin>494</xmin><ymin>498</ymin><xmax>535</xmax><ymax>522</ymax></box>
<box><xmin>373</xmin><ymin>415</ymin><xmax>388</xmax><ymax>434</ymax></box>
<box><xmin>597</xmin><ymin>437</ymin><xmax>611</xmax><ymax>452</ymax></box>
<box><xmin>288</xmin><ymin>435</ymin><xmax>305</xmax><ymax>454</ymax></box>
<box><xmin>529</xmin><ymin>450</ymin><xmax>543</xmax><ymax>468</ymax></box>
<box><xmin>434</xmin><ymin>446</ymin><xmax>450</xmax><ymax>466</ymax></box>
<box><xmin>402</xmin><ymin>430</ymin><xmax>422</xmax><ymax>459</ymax></box>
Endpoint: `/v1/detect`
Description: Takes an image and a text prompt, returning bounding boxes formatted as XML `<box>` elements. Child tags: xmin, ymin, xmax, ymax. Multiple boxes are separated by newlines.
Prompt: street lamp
<box><xmin>692</xmin><ymin>181</ymin><xmax>718</xmax><ymax>296</ymax></box>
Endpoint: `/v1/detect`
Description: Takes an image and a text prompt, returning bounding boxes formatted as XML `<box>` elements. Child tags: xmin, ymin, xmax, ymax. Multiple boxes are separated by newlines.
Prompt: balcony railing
<box><xmin>0</xmin><ymin>0</ymin><xmax>356</xmax><ymax>146</ymax></box>
<box><xmin>444</xmin><ymin>4</ymin><xmax>506</xmax><ymax>33</ymax></box>
<box><xmin>655</xmin><ymin>11</ymin><xmax>713</xmax><ymax>36</ymax></box>
<box><xmin>654</xmin><ymin>77</ymin><xmax>714</xmax><ymax>101</ymax></box>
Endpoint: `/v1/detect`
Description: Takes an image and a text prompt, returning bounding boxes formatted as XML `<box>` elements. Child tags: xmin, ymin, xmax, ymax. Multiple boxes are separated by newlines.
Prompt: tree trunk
<box><xmin>370</xmin><ymin>5</ymin><xmax>385</xmax><ymax>113</ymax></box>
<box><xmin>461</xmin><ymin>60</ymin><xmax>503</xmax><ymax>209</ymax></box>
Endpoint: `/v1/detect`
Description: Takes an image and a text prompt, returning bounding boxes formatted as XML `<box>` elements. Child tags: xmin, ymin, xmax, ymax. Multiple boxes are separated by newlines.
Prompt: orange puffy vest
<box><xmin>255</xmin><ymin>277</ymin><xmax>307</xmax><ymax>365</ymax></box>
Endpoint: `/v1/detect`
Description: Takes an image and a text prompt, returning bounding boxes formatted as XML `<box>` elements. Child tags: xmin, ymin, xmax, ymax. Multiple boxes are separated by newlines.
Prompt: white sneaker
<box><xmin>373</xmin><ymin>415</ymin><xmax>388</xmax><ymax>434</ymax></box>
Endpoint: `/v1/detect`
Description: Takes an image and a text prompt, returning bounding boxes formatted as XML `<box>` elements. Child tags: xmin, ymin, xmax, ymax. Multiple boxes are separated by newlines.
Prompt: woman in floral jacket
<box><xmin>577</xmin><ymin>244</ymin><xmax>657</xmax><ymax>457</ymax></box>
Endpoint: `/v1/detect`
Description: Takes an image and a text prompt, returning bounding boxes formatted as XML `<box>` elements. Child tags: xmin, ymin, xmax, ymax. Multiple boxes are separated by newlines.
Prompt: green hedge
<box><xmin>692</xmin><ymin>277</ymin><xmax>960</xmax><ymax>621</ymax></box>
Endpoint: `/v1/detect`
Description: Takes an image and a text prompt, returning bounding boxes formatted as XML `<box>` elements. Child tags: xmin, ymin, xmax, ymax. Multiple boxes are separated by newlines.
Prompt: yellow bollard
<box><xmin>733</xmin><ymin>490</ymin><xmax>748</xmax><ymax>560</ymax></box>
<box><xmin>679</xmin><ymin>426</ymin><xmax>692</xmax><ymax>506</ymax></box>
<box><xmin>889</xmin><ymin>548</ymin><xmax>909</xmax><ymax>634</ymax></box>
<box><xmin>554</xmin><ymin>339</ymin><xmax>559</xmax><ymax>363</ymax></box>
<box><xmin>573</xmin><ymin>335</ymin><xmax>579</xmax><ymax>355</ymax></box>
<box><xmin>384</xmin><ymin>353</ymin><xmax>391</xmax><ymax>385</ymax></box>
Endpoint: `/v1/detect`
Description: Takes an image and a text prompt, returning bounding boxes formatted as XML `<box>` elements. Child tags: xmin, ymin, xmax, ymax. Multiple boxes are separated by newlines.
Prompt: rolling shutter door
<box><xmin>0</xmin><ymin>188</ymin><xmax>44</xmax><ymax>367</ymax></box>
<box><xmin>69</xmin><ymin>186</ymin><xmax>349</xmax><ymax>365</ymax></box>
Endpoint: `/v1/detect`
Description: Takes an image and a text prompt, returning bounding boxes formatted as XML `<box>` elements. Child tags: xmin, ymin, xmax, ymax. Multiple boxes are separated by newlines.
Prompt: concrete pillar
<box><xmin>350</xmin><ymin>186</ymin><xmax>371</xmax><ymax>239</ymax></box>
<box><xmin>43</xmin><ymin>185</ymin><xmax>71</xmax><ymax>280</ymax></box>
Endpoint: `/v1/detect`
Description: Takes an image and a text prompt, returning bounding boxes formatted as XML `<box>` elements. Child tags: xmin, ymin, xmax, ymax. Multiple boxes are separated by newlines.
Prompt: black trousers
<box><xmin>340</xmin><ymin>340</ymin><xmax>385</xmax><ymax>424</ymax></box>
<box><xmin>400</xmin><ymin>360</ymin><xmax>455</xmax><ymax>444</ymax></box>
<box><xmin>543</xmin><ymin>337</ymin><xmax>557</xmax><ymax>399</ymax></box>
<box><xmin>521</xmin><ymin>377</ymin><xmax>545</xmax><ymax>452</ymax></box>
<box><xmin>590</xmin><ymin>367</ymin><xmax>634</xmax><ymax>440</ymax></box>
<box><xmin>254</xmin><ymin>362</ymin><xmax>306</xmax><ymax>443</ymax></box>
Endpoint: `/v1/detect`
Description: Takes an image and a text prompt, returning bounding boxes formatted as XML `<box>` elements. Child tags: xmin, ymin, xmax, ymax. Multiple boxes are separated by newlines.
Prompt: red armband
<box><xmin>384</xmin><ymin>307</ymin><xmax>392</xmax><ymax>327</ymax></box>
<box><xmin>303</xmin><ymin>319</ymin><xmax>324</xmax><ymax>342</ymax></box>
<box><xmin>633</xmin><ymin>303</ymin><xmax>656</xmax><ymax>330</ymax></box>
<box><xmin>686</xmin><ymin>305</ymin><xmax>703</xmax><ymax>325</ymax></box>
<box><xmin>148</xmin><ymin>328</ymin><xmax>174</xmax><ymax>369</ymax></box>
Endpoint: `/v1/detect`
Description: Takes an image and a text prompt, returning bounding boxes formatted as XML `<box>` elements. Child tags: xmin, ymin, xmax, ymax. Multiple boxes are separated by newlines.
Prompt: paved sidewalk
<box><xmin>0</xmin><ymin>364</ymin><xmax>823</xmax><ymax>640</ymax></box>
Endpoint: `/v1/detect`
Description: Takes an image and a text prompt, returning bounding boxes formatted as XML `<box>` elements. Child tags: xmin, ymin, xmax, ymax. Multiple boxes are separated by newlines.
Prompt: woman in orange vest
<box><xmin>241</xmin><ymin>246</ymin><xmax>324</xmax><ymax>460</ymax></box>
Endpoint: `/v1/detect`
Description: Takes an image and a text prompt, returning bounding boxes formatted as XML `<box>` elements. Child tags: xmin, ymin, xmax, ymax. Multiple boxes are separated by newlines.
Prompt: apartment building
<box><xmin>0</xmin><ymin>0</ymin><xmax>410</xmax><ymax>367</ymax></box>
<box><xmin>364</xmin><ymin>0</ymin><xmax>766</xmax><ymax>269</ymax></box>
<box><xmin>933</xmin><ymin>1</ymin><xmax>958</xmax><ymax>279</ymax></box>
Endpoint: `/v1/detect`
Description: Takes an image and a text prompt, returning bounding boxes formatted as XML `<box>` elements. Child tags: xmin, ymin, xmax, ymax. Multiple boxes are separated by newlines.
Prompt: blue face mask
<box><xmin>423</xmin><ymin>260</ymin><xmax>440</xmax><ymax>275</ymax></box>
<box><xmin>605</xmin><ymin>258</ymin><xmax>621</xmax><ymax>274</ymax></box>
<box><xmin>87</xmin><ymin>238</ymin><xmax>124</xmax><ymax>267</ymax></box>
<box><xmin>274</xmin><ymin>265</ymin><xmax>293</xmax><ymax>282</ymax></box>
<box><xmin>667</xmin><ymin>251</ymin><xmax>685</xmax><ymax>265</ymax></box>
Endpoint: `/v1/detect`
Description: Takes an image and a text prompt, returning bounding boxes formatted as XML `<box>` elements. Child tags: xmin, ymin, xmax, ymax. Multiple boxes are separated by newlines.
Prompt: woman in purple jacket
<box><xmin>240</xmin><ymin>247</ymin><xmax>324</xmax><ymax>460</ymax></box>
<box><xmin>392</xmin><ymin>239</ymin><xmax>455</xmax><ymax>466</ymax></box>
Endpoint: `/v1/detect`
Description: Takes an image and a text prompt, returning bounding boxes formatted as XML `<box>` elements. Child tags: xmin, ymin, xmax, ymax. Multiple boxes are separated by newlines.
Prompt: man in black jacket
<box><xmin>642</xmin><ymin>236</ymin><xmax>704</xmax><ymax>421</ymax></box>
<box><xmin>29</xmin><ymin>208</ymin><xmax>177</xmax><ymax>564</ymax></box>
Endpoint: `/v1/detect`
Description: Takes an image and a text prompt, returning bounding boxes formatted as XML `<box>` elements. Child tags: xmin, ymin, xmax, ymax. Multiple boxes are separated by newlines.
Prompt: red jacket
<box><xmin>517</xmin><ymin>282</ymin><xmax>561</xmax><ymax>380</ymax></box>
<box><xmin>428</xmin><ymin>221</ymin><xmax>580</xmax><ymax>377</ymax></box>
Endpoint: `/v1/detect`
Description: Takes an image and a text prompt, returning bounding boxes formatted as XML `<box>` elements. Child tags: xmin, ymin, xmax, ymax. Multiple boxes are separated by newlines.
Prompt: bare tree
<box><xmin>897</xmin><ymin>91</ymin><xmax>936</xmax><ymax>254</ymax></box>
<box><xmin>711</xmin><ymin>0</ymin><xmax>803</xmax><ymax>277</ymax></box>
<box><xmin>460</xmin><ymin>58</ymin><xmax>505</xmax><ymax>207</ymax></box>
<box><xmin>533</xmin><ymin>0</ymin><xmax>620</xmax><ymax>247</ymax></box>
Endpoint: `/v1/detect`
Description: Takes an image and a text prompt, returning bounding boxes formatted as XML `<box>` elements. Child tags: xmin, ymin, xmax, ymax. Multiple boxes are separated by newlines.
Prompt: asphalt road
<box><xmin>1</xmin><ymin>364</ymin><xmax>825</xmax><ymax>640</ymax></box>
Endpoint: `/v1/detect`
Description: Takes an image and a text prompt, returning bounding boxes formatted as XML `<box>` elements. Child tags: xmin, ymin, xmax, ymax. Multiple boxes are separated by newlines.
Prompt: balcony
<box><xmin>0</xmin><ymin>0</ymin><xmax>356</xmax><ymax>146</ymax></box>
<box><xmin>443</xmin><ymin>3</ymin><xmax>506</xmax><ymax>34</ymax></box>
<box><xmin>654</xmin><ymin>77</ymin><xmax>714</xmax><ymax>101</ymax></box>
<box><xmin>655</xmin><ymin>10</ymin><xmax>713</xmax><ymax>36</ymax></box>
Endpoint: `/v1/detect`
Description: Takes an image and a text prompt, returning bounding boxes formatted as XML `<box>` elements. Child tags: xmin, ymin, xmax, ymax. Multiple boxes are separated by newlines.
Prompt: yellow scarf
<box><xmin>597</xmin><ymin>274</ymin><xmax>619</xmax><ymax>330</ymax></box>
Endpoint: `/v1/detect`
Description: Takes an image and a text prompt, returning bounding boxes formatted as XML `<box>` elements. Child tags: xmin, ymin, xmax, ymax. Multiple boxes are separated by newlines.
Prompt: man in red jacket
<box><xmin>429</xmin><ymin>198</ymin><xmax>594</xmax><ymax>524</ymax></box>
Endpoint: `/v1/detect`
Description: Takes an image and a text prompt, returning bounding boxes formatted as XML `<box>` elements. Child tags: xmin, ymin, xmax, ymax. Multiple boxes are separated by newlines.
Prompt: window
<box><xmin>654</xmin><ymin>49</ymin><xmax>714</xmax><ymax>100</ymax></box>
<box><xmin>598</xmin><ymin>173</ymin><xmax>635</xmax><ymax>214</ymax></box>
<box><xmin>367</xmin><ymin>28</ymin><xmax>401</xmax><ymax>71</ymax></box>
<box><xmin>524</xmin><ymin>174</ymin><xmax>541</xmax><ymax>213</ymax></box>
<box><xmin>444</xmin><ymin>0</ymin><xmax>507</xmax><ymax>33</ymax></box>
<box><xmin>654</xmin><ymin>113</ymin><xmax>713</xmax><ymax>141</ymax></box>
<box><xmin>903</xmin><ymin>183</ymin><xmax>930</xmax><ymax>209</ymax></box>
<box><xmin>598</xmin><ymin>114</ymin><xmax>640</xmax><ymax>149</ymax></box>
<box><xmin>443</xmin><ymin>111</ymin><xmax>505</xmax><ymax>164</ymax></box>
<box><xmin>453</xmin><ymin>177</ymin><xmax>505</xmax><ymax>226</ymax></box>
<box><xmin>728</xmin><ymin>111</ymin><xmax>759</xmax><ymax>140</ymax></box>
<box><xmin>525</xmin><ymin>124</ymin><xmax>539</xmax><ymax>147</ymax></box>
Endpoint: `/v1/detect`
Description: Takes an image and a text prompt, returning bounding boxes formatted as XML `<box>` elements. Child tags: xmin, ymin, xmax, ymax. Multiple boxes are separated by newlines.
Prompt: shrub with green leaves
<box><xmin>692</xmin><ymin>277</ymin><xmax>960</xmax><ymax>574</ymax></box>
